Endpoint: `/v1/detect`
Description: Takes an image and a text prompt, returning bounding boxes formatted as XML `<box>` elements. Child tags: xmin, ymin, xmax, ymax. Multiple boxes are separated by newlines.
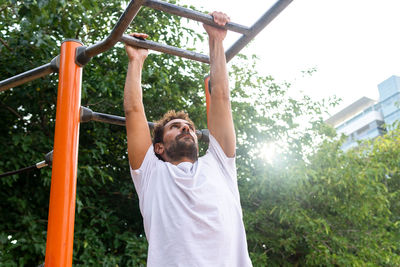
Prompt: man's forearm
<box><xmin>209</xmin><ymin>39</ymin><xmax>229</xmax><ymax>98</ymax></box>
<box><xmin>124</xmin><ymin>60</ymin><xmax>145</xmax><ymax>114</ymax></box>
<box><xmin>123</xmin><ymin>37</ymin><xmax>152</xmax><ymax>169</ymax></box>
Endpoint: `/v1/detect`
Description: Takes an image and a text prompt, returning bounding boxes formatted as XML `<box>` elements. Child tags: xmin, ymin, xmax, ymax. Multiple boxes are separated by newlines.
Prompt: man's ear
<box><xmin>154</xmin><ymin>142</ymin><xmax>164</xmax><ymax>156</ymax></box>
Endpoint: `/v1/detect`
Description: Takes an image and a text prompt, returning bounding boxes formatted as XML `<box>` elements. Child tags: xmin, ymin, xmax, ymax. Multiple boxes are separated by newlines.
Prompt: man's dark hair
<box><xmin>153</xmin><ymin>110</ymin><xmax>195</xmax><ymax>160</ymax></box>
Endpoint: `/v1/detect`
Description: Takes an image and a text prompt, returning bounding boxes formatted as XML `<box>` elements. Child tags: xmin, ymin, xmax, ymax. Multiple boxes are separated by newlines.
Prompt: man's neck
<box><xmin>168</xmin><ymin>157</ymin><xmax>196</xmax><ymax>165</ymax></box>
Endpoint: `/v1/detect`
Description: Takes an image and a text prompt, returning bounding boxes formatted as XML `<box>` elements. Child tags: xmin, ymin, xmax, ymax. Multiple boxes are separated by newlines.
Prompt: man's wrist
<box><xmin>128</xmin><ymin>57</ymin><xmax>146</xmax><ymax>66</ymax></box>
<box><xmin>208</xmin><ymin>38</ymin><xmax>225</xmax><ymax>55</ymax></box>
<box><xmin>208</xmin><ymin>36</ymin><xmax>225</xmax><ymax>48</ymax></box>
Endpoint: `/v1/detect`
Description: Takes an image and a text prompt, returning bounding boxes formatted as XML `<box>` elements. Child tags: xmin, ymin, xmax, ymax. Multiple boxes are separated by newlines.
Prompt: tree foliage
<box><xmin>241</xmin><ymin>124</ymin><xmax>400</xmax><ymax>266</ymax></box>
<box><xmin>1</xmin><ymin>0</ymin><xmax>399</xmax><ymax>266</ymax></box>
<box><xmin>1</xmin><ymin>0</ymin><xmax>205</xmax><ymax>265</ymax></box>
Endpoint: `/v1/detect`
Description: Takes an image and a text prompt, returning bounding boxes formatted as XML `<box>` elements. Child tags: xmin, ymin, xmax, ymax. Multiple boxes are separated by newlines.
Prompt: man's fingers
<box><xmin>210</xmin><ymin>11</ymin><xmax>230</xmax><ymax>26</ymax></box>
<box><xmin>125</xmin><ymin>33</ymin><xmax>149</xmax><ymax>53</ymax></box>
<box><xmin>129</xmin><ymin>32</ymin><xmax>149</xmax><ymax>40</ymax></box>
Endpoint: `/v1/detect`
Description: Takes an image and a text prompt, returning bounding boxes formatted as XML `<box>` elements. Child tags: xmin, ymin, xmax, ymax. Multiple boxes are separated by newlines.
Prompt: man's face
<box><xmin>158</xmin><ymin>119</ymin><xmax>198</xmax><ymax>162</ymax></box>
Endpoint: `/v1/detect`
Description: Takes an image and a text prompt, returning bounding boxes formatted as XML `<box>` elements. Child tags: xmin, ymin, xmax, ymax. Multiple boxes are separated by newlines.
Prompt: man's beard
<box><xmin>165</xmin><ymin>133</ymin><xmax>198</xmax><ymax>162</ymax></box>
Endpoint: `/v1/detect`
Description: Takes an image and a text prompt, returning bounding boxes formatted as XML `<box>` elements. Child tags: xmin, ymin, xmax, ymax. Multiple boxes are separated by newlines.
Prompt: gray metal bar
<box><xmin>93</xmin><ymin>112</ymin><xmax>129</xmax><ymax>126</ymax></box>
<box><xmin>120</xmin><ymin>34</ymin><xmax>210</xmax><ymax>63</ymax></box>
<box><xmin>225</xmin><ymin>0</ymin><xmax>293</xmax><ymax>62</ymax></box>
<box><xmin>0</xmin><ymin>150</ymin><xmax>54</xmax><ymax>177</ymax></box>
<box><xmin>76</xmin><ymin>0</ymin><xmax>146</xmax><ymax>65</ymax></box>
<box><xmin>80</xmin><ymin>106</ymin><xmax>209</xmax><ymax>142</ymax></box>
<box><xmin>81</xmin><ymin>106</ymin><xmax>127</xmax><ymax>126</ymax></box>
<box><xmin>86</xmin><ymin>0</ymin><xmax>145</xmax><ymax>58</ymax></box>
<box><xmin>0</xmin><ymin>165</ymin><xmax>37</xmax><ymax>178</ymax></box>
<box><xmin>0</xmin><ymin>63</ymin><xmax>52</xmax><ymax>92</ymax></box>
<box><xmin>0</xmin><ymin>56</ymin><xmax>59</xmax><ymax>92</ymax></box>
<box><xmin>143</xmin><ymin>0</ymin><xmax>251</xmax><ymax>35</ymax></box>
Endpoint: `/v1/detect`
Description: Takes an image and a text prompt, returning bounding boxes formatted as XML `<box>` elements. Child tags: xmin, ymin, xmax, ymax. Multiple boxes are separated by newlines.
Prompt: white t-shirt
<box><xmin>130</xmin><ymin>134</ymin><xmax>252</xmax><ymax>267</ymax></box>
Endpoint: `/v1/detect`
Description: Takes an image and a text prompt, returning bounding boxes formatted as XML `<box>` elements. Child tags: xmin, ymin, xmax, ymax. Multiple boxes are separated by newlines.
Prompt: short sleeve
<box><xmin>207</xmin><ymin>134</ymin><xmax>237</xmax><ymax>180</ymax></box>
<box><xmin>130</xmin><ymin>144</ymin><xmax>158</xmax><ymax>199</ymax></box>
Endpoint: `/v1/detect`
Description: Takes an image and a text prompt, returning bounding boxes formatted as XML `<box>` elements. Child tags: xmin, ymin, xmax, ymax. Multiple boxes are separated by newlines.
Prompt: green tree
<box><xmin>1</xmin><ymin>0</ymin><xmax>205</xmax><ymax>265</ymax></box>
<box><xmin>242</xmin><ymin>121</ymin><xmax>400</xmax><ymax>266</ymax></box>
<box><xmin>4</xmin><ymin>0</ymin><xmax>396</xmax><ymax>266</ymax></box>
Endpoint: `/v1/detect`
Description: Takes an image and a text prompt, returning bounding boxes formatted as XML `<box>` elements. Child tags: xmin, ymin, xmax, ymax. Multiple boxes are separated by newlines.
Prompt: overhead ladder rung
<box><xmin>142</xmin><ymin>0</ymin><xmax>251</xmax><ymax>35</ymax></box>
<box><xmin>120</xmin><ymin>34</ymin><xmax>210</xmax><ymax>63</ymax></box>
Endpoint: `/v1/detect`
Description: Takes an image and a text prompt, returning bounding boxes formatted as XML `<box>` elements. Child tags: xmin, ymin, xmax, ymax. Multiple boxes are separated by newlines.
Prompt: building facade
<box><xmin>326</xmin><ymin>75</ymin><xmax>400</xmax><ymax>151</ymax></box>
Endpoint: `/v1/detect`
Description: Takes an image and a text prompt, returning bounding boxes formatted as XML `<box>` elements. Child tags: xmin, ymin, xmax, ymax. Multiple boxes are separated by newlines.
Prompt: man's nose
<box><xmin>181</xmin><ymin>124</ymin><xmax>189</xmax><ymax>132</ymax></box>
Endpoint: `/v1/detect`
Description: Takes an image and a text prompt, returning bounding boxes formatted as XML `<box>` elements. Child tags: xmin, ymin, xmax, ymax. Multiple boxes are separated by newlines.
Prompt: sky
<box><xmin>182</xmin><ymin>0</ymin><xmax>400</xmax><ymax>118</ymax></box>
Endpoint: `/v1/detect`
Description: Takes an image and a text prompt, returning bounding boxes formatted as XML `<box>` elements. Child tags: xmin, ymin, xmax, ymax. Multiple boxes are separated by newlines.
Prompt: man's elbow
<box><xmin>124</xmin><ymin>102</ymin><xmax>144</xmax><ymax>115</ymax></box>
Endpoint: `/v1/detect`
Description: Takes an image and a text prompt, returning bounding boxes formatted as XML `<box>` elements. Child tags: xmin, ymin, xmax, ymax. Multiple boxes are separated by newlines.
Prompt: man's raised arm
<box><xmin>203</xmin><ymin>12</ymin><xmax>236</xmax><ymax>157</ymax></box>
<box><xmin>124</xmin><ymin>33</ymin><xmax>152</xmax><ymax>170</ymax></box>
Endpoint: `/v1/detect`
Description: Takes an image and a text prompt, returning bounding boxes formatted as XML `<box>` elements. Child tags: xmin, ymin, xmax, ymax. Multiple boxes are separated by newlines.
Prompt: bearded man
<box><xmin>123</xmin><ymin>11</ymin><xmax>252</xmax><ymax>267</ymax></box>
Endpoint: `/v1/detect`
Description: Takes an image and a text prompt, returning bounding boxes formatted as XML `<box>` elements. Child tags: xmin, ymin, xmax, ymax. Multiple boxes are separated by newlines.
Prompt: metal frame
<box><xmin>0</xmin><ymin>56</ymin><xmax>59</xmax><ymax>92</ymax></box>
<box><xmin>44</xmin><ymin>40</ymin><xmax>83</xmax><ymax>266</ymax></box>
<box><xmin>142</xmin><ymin>0</ymin><xmax>251</xmax><ymax>35</ymax></box>
<box><xmin>0</xmin><ymin>0</ymin><xmax>293</xmax><ymax>91</ymax></box>
<box><xmin>0</xmin><ymin>0</ymin><xmax>293</xmax><ymax>265</ymax></box>
<box><xmin>80</xmin><ymin>106</ymin><xmax>210</xmax><ymax>143</ymax></box>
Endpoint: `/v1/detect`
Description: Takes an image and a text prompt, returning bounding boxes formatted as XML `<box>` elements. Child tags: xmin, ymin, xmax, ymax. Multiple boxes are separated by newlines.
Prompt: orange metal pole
<box><xmin>204</xmin><ymin>75</ymin><xmax>211</xmax><ymax>127</ymax></box>
<box><xmin>44</xmin><ymin>40</ymin><xmax>83</xmax><ymax>267</ymax></box>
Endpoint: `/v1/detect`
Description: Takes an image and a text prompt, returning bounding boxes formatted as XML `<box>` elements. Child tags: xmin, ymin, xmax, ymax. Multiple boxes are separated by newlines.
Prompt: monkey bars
<box><xmin>0</xmin><ymin>0</ymin><xmax>293</xmax><ymax>266</ymax></box>
<box><xmin>0</xmin><ymin>0</ymin><xmax>293</xmax><ymax>91</ymax></box>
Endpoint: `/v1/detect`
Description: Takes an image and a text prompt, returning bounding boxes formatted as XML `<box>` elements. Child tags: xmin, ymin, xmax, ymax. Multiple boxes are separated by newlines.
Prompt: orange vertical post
<box><xmin>44</xmin><ymin>40</ymin><xmax>83</xmax><ymax>267</ymax></box>
<box><xmin>204</xmin><ymin>75</ymin><xmax>211</xmax><ymax>127</ymax></box>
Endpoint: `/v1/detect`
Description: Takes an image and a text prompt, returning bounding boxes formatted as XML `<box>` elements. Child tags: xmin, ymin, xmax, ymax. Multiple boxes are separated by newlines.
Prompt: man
<box><xmin>124</xmin><ymin>11</ymin><xmax>252</xmax><ymax>266</ymax></box>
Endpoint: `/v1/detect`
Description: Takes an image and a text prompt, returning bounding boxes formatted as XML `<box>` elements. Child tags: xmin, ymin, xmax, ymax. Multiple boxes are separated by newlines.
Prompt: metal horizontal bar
<box><xmin>225</xmin><ymin>0</ymin><xmax>293</xmax><ymax>62</ymax></box>
<box><xmin>92</xmin><ymin>112</ymin><xmax>129</xmax><ymax>126</ymax></box>
<box><xmin>0</xmin><ymin>150</ymin><xmax>53</xmax><ymax>177</ymax></box>
<box><xmin>120</xmin><ymin>34</ymin><xmax>210</xmax><ymax>63</ymax></box>
<box><xmin>80</xmin><ymin>106</ymin><xmax>209</xmax><ymax>142</ymax></box>
<box><xmin>0</xmin><ymin>165</ymin><xmax>37</xmax><ymax>178</ymax></box>
<box><xmin>0</xmin><ymin>56</ymin><xmax>59</xmax><ymax>92</ymax></box>
<box><xmin>0</xmin><ymin>63</ymin><xmax>52</xmax><ymax>92</ymax></box>
<box><xmin>143</xmin><ymin>0</ymin><xmax>250</xmax><ymax>35</ymax></box>
<box><xmin>77</xmin><ymin>0</ymin><xmax>146</xmax><ymax>65</ymax></box>
<box><xmin>81</xmin><ymin>106</ymin><xmax>127</xmax><ymax>126</ymax></box>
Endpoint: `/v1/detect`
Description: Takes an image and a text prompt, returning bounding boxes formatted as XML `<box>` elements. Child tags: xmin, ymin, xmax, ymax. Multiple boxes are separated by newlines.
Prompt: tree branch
<box><xmin>0</xmin><ymin>37</ymin><xmax>12</xmax><ymax>52</ymax></box>
<box><xmin>1</xmin><ymin>102</ymin><xmax>22</xmax><ymax>119</ymax></box>
<box><xmin>0</xmin><ymin>3</ymin><xmax>12</xmax><ymax>14</ymax></box>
